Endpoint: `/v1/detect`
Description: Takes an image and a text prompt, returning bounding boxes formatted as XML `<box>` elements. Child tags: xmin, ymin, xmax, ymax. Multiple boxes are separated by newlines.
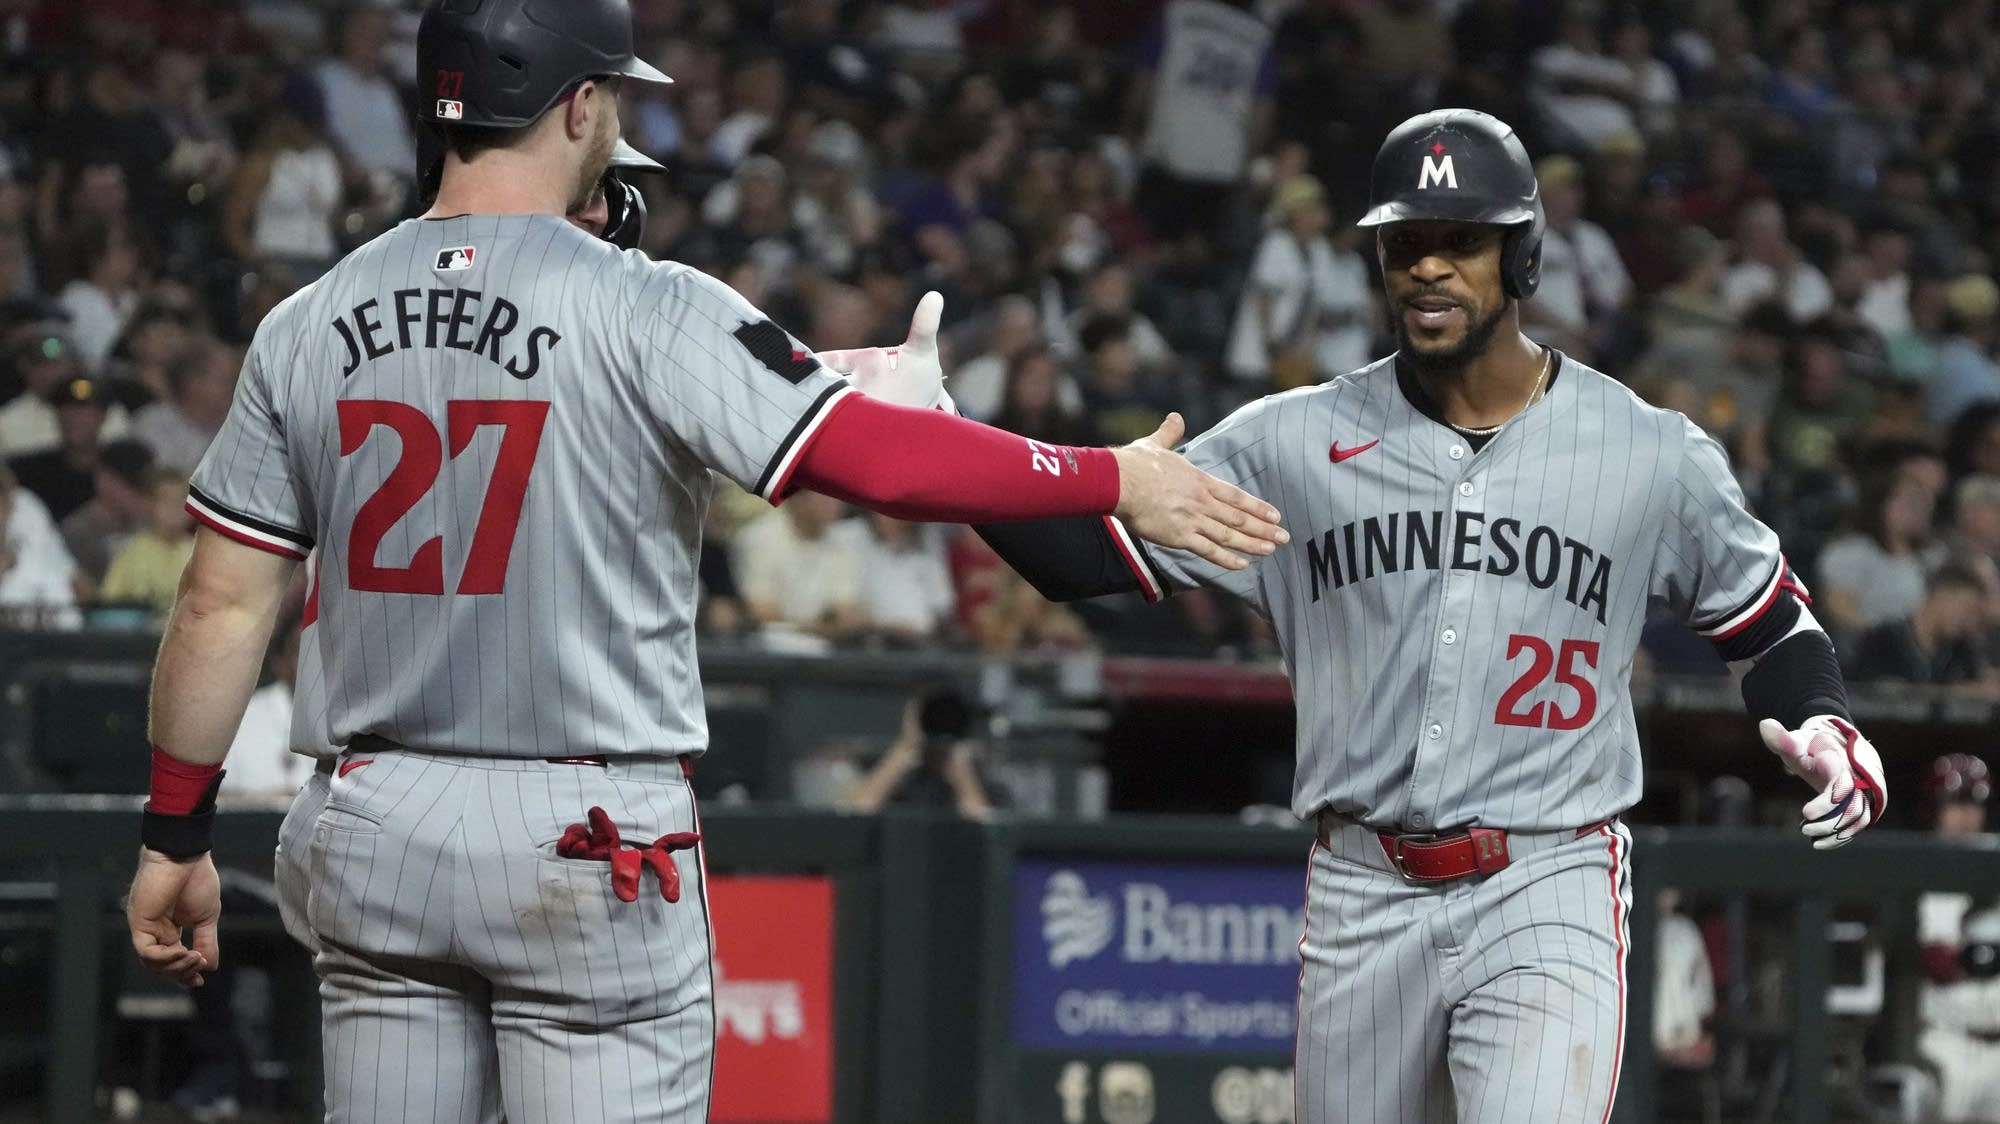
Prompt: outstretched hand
<box><xmin>818</xmin><ymin>290</ymin><xmax>956</xmax><ymax>413</ymax></box>
<box><xmin>1759</xmin><ymin>716</ymin><xmax>1887</xmax><ymax>850</ymax></box>
<box><xmin>1111</xmin><ymin>413</ymin><xmax>1287</xmax><ymax>571</ymax></box>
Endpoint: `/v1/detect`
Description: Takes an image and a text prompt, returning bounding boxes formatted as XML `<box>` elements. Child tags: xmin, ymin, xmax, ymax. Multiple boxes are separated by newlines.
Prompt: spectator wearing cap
<box><xmin>58</xmin><ymin>438</ymin><xmax>153</xmax><ymax>588</ymax></box>
<box><xmin>0</xmin><ymin>461</ymin><xmax>81</xmax><ymax>627</ymax></box>
<box><xmin>1929</xmin><ymin>274</ymin><xmax>2000</xmax><ymax>431</ymax></box>
<box><xmin>98</xmin><ymin>464</ymin><xmax>194</xmax><ymax>621</ymax></box>
<box><xmin>1521</xmin><ymin>154</ymin><xmax>1630</xmax><ymax>365</ymax></box>
<box><xmin>0</xmin><ymin>328</ymin><xmax>131</xmax><ymax>459</ymax></box>
<box><xmin>54</xmin><ymin>219</ymin><xmax>140</xmax><ymax>372</ymax></box>
<box><xmin>1849</xmin><ymin>563</ymin><xmax>1995</xmax><ymax>688</ymax></box>
<box><xmin>8</xmin><ymin>374</ymin><xmax>112</xmax><ymax>521</ymax></box>
<box><xmin>221</xmin><ymin>76</ymin><xmax>344</xmax><ymax>285</ymax></box>
<box><xmin>1722</xmin><ymin>197</ymin><xmax>1833</xmax><ymax>322</ymax></box>
<box><xmin>1225</xmin><ymin>175</ymin><xmax>1370</xmax><ymax>389</ymax></box>
<box><xmin>132</xmin><ymin>336</ymin><xmax>237</xmax><ymax>474</ymax></box>
<box><xmin>312</xmin><ymin>4</ymin><xmax>416</xmax><ymax>211</ymax></box>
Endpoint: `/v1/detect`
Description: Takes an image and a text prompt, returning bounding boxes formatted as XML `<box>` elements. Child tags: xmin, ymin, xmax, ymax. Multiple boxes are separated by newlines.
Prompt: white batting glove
<box><xmin>816</xmin><ymin>290</ymin><xmax>958</xmax><ymax>414</ymax></box>
<box><xmin>1758</xmin><ymin>715</ymin><xmax>1887</xmax><ymax>850</ymax></box>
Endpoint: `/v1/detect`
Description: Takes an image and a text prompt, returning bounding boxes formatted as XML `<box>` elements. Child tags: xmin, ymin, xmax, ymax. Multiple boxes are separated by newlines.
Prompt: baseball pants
<box><xmin>1295</xmin><ymin>817</ymin><xmax>1632</xmax><ymax>1124</ymax></box>
<box><xmin>273</xmin><ymin>746</ymin><xmax>713</xmax><ymax>1124</ymax></box>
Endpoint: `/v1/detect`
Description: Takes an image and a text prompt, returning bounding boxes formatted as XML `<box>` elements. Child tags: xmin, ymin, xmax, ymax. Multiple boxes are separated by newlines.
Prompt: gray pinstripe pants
<box><xmin>274</xmin><ymin>748</ymin><xmax>713</xmax><ymax>1124</ymax></box>
<box><xmin>1295</xmin><ymin>819</ymin><xmax>1632</xmax><ymax>1124</ymax></box>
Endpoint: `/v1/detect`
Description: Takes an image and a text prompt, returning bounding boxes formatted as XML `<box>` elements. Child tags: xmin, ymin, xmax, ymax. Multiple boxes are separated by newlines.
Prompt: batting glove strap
<box><xmin>1796</xmin><ymin>714</ymin><xmax>1887</xmax><ymax>850</ymax></box>
<box><xmin>1807</xmin><ymin>714</ymin><xmax>1887</xmax><ymax>820</ymax></box>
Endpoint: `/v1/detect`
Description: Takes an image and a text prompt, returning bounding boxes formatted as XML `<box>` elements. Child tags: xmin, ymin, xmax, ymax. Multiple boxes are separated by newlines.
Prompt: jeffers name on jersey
<box><xmin>1303</xmin><ymin>509</ymin><xmax>1612</xmax><ymax>624</ymax></box>
<box><xmin>331</xmin><ymin>287</ymin><xmax>562</xmax><ymax>380</ymax></box>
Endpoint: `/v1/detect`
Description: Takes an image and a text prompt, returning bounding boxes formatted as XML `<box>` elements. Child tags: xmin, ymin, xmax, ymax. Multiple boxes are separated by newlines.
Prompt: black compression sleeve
<box><xmin>974</xmin><ymin>516</ymin><xmax>1151</xmax><ymax>602</ymax></box>
<box><xmin>1740</xmin><ymin>629</ymin><xmax>1853</xmax><ymax>730</ymax></box>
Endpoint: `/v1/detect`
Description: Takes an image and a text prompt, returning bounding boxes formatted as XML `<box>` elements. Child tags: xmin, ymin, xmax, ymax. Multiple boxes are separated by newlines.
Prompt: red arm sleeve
<box><xmin>786</xmin><ymin>393</ymin><xmax>1121</xmax><ymax>522</ymax></box>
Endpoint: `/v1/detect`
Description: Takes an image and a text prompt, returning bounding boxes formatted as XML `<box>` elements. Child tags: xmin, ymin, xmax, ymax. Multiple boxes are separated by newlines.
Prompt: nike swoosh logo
<box><xmin>1329</xmin><ymin>439</ymin><xmax>1380</xmax><ymax>463</ymax></box>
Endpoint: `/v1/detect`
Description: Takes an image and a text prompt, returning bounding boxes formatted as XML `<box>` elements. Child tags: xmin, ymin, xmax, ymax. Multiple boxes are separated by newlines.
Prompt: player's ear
<box><xmin>562</xmin><ymin>80</ymin><xmax>598</xmax><ymax>142</ymax></box>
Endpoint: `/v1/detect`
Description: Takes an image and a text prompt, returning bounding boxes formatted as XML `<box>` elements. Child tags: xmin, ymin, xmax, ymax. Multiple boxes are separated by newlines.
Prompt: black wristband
<box><xmin>140</xmin><ymin>772</ymin><xmax>225</xmax><ymax>860</ymax></box>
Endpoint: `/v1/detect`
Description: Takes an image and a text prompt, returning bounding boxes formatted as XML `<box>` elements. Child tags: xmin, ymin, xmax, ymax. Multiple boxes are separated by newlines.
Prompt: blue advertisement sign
<box><xmin>1011</xmin><ymin>858</ymin><xmax>1306</xmax><ymax>1053</ymax></box>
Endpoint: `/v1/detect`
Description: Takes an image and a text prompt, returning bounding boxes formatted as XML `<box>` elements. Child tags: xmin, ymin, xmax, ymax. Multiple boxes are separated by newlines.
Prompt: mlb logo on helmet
<box><xmin>435</xmin><ymin>246</ymin><xmax>476</xmax><ymax>271</ymax></box>
<box><xmin>436</xmin><ymin>99</ymin><xmax>464</xmax><ymax>120</ymax></box>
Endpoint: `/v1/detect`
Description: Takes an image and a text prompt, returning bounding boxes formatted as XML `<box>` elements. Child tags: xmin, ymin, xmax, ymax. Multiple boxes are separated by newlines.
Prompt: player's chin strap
<box><xmin>1760</xmin><ymin>715</ymin><xmax>1887</xmax><ymax>850</ymax></box>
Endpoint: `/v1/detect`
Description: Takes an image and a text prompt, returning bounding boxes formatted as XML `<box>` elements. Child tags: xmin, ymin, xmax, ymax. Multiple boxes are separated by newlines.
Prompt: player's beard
<box><xmin>1394</xmin><ymin>297</ymin><xmax>1509</xmax><ymax>377</ymax></box>
<box><xmin>568</xmin><ymin>112</ymin><xmax>616</xmax><ymax>215</ymax></box>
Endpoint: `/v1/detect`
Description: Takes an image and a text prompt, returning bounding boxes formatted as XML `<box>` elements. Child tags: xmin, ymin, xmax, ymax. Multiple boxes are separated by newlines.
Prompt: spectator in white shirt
<box><xmin>733</xmin><ymin>491</ymin><xmax>864</xmax><ymax>642</ymax></box>
<box><xmin>711</xmin><ymin>52</ymin><xmax>787</xmax><ymax>168</ymax></box>
<box><xmin>1722</xmin><ymin>197</ymin><xmax>1833</xmax><ymax>321</ymax></box>
<box><xmin>1530</xmin><ymin>4</ymin><xmax>1642</xmax><ymax>152</ymax></box>
<box><xmin>132</xmin><ymin>336</ymin><xmax>237</xmax><ymax>474</ymax></box>
<box><xmin>0</xmin><ymin>461</ymin><xmax>80</xmax><ymax>628</ymax></box>
<box><xmin>1226</xmin><ymin>175</ymin><xmax>1372</xmax><ymax>388</ymax></box>
<box><xmin>951</xmin><ymin>294</ymin><xmax>1045</xmax><ymax>423</ymax></box>
<box><xmin>1608</xmin><ymin>14</ymin><xmax>1679</xmax><ymax>141</ymax></box>
<box><xmin>1818</xmin><ymin>464</ymin><xmax>1937</xmax><ymax>640</ymax></box>
<box><xmin>55</xmin><ymin>220</ymin><xmax>139</xmax><ymax>372</ymax></box>
<box><xmin>831</xmin><ymin>513</ymin><xmax>957</xmax><ymax>644</ymax></box>
<box><xmin>1522</xmin><ymin>155</ymin><xmax>1631</xmax><ymax>365</ymax></box>
<box><xmin>313</xmin><ymin>4</ymin><xmax>416</xmax><ymax>211</ymax></box>
<box><xmin>1855</xmin><ymin>223</ymin><xmax>1914</xmax><ymax>343</ymax></box>
<box><xmin>221</xmin><ymin>622</ymin><xmax>312</xmax><ymax>808</ymax></box>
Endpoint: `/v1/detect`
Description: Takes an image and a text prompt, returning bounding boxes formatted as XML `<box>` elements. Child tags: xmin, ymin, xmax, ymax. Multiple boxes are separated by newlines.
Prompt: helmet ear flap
<box><xmin>1501</xmin><ymin>221</ymin><xmax>1543</xmax><ymax>299</ymax></box>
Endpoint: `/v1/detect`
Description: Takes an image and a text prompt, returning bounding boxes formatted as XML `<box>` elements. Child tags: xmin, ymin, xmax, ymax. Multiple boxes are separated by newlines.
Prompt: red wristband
<box><xmin>148</xmin><ymin>746</ymin><xmax>224</xmax><ymax>816</ymax></box>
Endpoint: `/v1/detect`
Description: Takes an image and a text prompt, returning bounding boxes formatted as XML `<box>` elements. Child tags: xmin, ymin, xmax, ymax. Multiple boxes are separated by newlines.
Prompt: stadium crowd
<box><xmin>0</xmin><ymin>0</ymin><xmax>1995</xmax><ymax>691</ymax></box>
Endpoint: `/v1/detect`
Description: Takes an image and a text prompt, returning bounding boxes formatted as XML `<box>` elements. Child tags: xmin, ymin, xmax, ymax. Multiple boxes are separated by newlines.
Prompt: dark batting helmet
<box><xmin>417</xmin><ymin>0</ymin><xmax>672</xmax><ymax>131</ymax></box>
<box><xmin>1355</xmin><ymin>108</ymin><xmax>1546</xmax><ymax>300</ymax></box>
<box><xmin>1926</xmin><ymin>753</ymin><xmax>1992</xmax><ymax>812</ymax></box>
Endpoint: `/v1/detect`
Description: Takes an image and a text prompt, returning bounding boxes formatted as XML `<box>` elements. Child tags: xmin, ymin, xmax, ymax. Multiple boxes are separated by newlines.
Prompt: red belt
<box><xmin>1377</xmin><ymin>828</ymin><xmax>1512</xmax><ymax>882</ymax></box>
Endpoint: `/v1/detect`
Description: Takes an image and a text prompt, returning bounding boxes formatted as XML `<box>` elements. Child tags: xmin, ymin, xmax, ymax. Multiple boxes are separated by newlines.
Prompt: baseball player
<box><xmin>1914</xmin><ymin>753</ymin><xmax>2000</xmax><ymax>1123</ymax></box>
<box><xmin>122</xmin><ymin>2</ymin><xmax>1286</xmax><ymax>1122</ymax></box>
<box><xmin>960</xmin><ymin>109</ymin><xmax>1887</xmax><ymax>1122</ymax></box>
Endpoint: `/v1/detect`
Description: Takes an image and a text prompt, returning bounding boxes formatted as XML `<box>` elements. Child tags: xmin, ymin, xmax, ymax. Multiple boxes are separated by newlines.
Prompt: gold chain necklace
<box><xmin>1451</xmin><ymin>348</ymin><xmax>1552</xmax><ymax>438</ymax></box>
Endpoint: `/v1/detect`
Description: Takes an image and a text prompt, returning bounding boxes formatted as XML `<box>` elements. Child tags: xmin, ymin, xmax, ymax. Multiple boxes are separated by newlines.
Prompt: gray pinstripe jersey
<box><xmin>191</xmin><ymin>214</ymin><xmax>853</xmax><ymax>757</ymax></box>
<box><xmin>1130</xmin><ymin>354</ymin><xmax>1784</xmax><ymax>831</ymax></box>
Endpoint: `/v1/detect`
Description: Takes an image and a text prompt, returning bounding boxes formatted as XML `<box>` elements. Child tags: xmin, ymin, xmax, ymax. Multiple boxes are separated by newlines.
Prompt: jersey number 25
<box><xmin>338</xmin><ymin>399</ymin><xmax>550</xmax><ymax>595</ymax></box>
<box><xmin>1494</xmin><ymin>634</ymin><xmax>1600</xmax><ymax>730</ymax></box>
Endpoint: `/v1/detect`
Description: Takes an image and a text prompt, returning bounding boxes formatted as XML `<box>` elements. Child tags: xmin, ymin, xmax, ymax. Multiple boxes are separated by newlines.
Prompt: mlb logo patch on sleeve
<box><xmin>435</xmin><ymin>246</ymin><xmax>477</xmax><ymax>271</ymax></box>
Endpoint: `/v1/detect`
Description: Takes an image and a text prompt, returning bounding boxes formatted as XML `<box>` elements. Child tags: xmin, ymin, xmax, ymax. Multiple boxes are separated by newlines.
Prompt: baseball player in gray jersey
<box><xmin>969</xmin><ymin>109</ymin><xmax>1890</xmax><ymax>1123</ymax></box>
<box><xmin>122</xmin><ymin>1</ymin><xmax>1287</xmax><ymax>1121</ymax></box>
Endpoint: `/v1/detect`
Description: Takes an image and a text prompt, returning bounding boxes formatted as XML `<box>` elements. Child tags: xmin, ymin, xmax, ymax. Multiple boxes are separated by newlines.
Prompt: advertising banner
<box><xmin>709</xmin><ymin>875</ymin><xmax>834</xmax><ymax>1123</ymax></box>
<box><xmin>1012</xmin><ymin>859</ymin><xmax>1306</xmax><ymax>1054</ymax></box>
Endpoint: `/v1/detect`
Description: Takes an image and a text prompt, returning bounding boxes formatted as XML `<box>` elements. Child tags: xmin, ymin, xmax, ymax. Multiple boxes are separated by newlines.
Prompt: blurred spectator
<box><xmin>1637</xmin><ymin>296</ymin><xmax>1785</xmax><ymax>474</ymax></box>
<box><xmin>1607</xmin><ymin>14</ymin><xmax>1678</xmax><ymax>141</ymax></box>
<box><xmin>902</xmin><ymin>112</ymin><xmax>1011</xmax><ymax>278</ymax></box>
<box><xmin>0</xmin><ymin>460</ymin><xmax>80</xmax><ymax>626</ymax></box>
<box><xmin>1817</xmin><ymin>464</ymin><xmax>1937</xmax><ymax>638</ymax></box>
<box><xmin>1356</xmin><ymin>0</ymin><xmax>1449</xmax><ymax>108</ymax></box>
<box><xmin>55</xmin><ymin>220</ymin><xmax>140</xmax><ymax>371</ymax></box>
<box><xmin>793</xmin><ymin>120</ymin><xmax>882</xmax><ymax>277</ymax></box>
<box><xmin>1948</xmin><ymin>402</ymin><xmax>2000</xmax><ymax>485</ymax></box>
<box><xmin>34</xmin><ymin>50</ymin><xmax>173</xmax><ymax>243</ymax></box>
<box><xmin>1722</xmin><ymin>198</ymin><xmax>1832</xmax><ymax>321</ymax></box>
<box><xmin>221</xmin><ymin>620</ymin><xmax>311</xmax><ymax>807</ymax></box>
<box><xmin>1076</xmin><ymin>315</ymin><xmax>1166</xmax><ymax>444</ymax></box>
<box><xmin>1131</xmin><ymin>0</ymin><xmax>1274</xmax><ymax>246</ymax></box>
<box><xmin>840</xmin><ymin>691</ymin><xmax>999</xmax><ymax>820</ymax></box>
<box><xmin>951</xmin><ymin>293</ymin><xmax>1043</xmax><ymax>422</ymax></box>
<box><xmin>700</xmin><ymin>155</ymin><xmax>802</xmax><ymax>285</ymax></box>
<box><xmin>1764</xmin><ymin>26</ymin><xmax>1837</xmax><ymax>131</ymax></box>
<box><xmin>222</xmin><ymin>78</ymin><xmax>344</xmax><ymax>285</ymax></box>
<box><xmin>1829</xmin><ymin>65</ymin><xmax>1915</xmax><ymax>202</ymax></box>
<box><xmin>1848</xmin><ymin>563</ymin><xmax>1994</xmax><ymax>687</ymax></box>
<box><xmin>1915</xmin><ymin>756</ymin><xmax>2000</xmax><ymax>1123</ymax></box>
<box><xmin>1522</xmin><ymin>155</ymin><xmax>1630</xmax><ymax>364</ymax></box>
<box><xmin>133</xmin><ymin>336</ymin><xmax>237</xmax><ymax>474</ymax></box>
<box><xmin>152</xmin><ymin>46</ymin><xmax>238</xmax><ymax>225</ymax></box>
<box><xmin>99</xmin><ymin>465</ymin><xmax>194</xmax><ymax>620</ymax></box>
<box><xmin>1225</xmin><ymin>174</ymin><xmax>1370</xmax><ymax>388</ymax></box>
<box><xmin>657</xmin><ymin>85</ymin><xmax>733</xmax><ymax>206</ymax></box>
<box><xmin>0</xmin><ymin>327</ymin><xmax>131</xmax><ymax>458</ymax></box>
<box><xmin>1064</xmin><ymin>262</ymin><xmax>1173</xmax><ymax>376</ymax></box>
<box><xmin>733</xmin><ymin>490</ymin><xmax>863</xmax><ymax>642</ymax></box>
<box><xmin>1529</xmin><ymin>2</ymin><xmax>1644</xmax><ymax>152</ymax></box>
<box><xmin>712</xmin><ymin>51</ymin><xmax>787</xmax><ymax>168</ymax></box>
<box><xmin>829</xmin><ymin>513</ymin><xmax>956</xmax><ymax>645</ymax></box>
<box><xmin>1928</xmin><ymin>273</ymin><xmax>2000</xmax><ymax>431</ymax></box>
<box><xmin>1931</xmin><ymin>474</ymin><xmax>2000</xmax><ymax>576</ymax></box>
<box><xmin>1888</xmin><ymin>274</ymin><xmax>1947</xmax><ymax>386</ymax></box>
<box><xmin>58</xmin><ymin>438</ymin><xmax>153</xmax><ymax>588</ymax></box>
<box><xmin>1854</xmin><ymin>223</ymin><xmax>1915</xmax><ymax>345</ymax></box>
<box><xmin>1653</xmin><ymin>888</ymin><xmax>1717</xmax><ymax>1072</ymax></box>
<box><xmin>990</xmin><ymin>347</ymin><xmax>1097</xmax><ymax>447</ymax></box>
<box><xmin>1680</xmin><ymin>130</ymin><xmax>1772</xmax><ymax>235</ymax></box>
<box><xmin>312</xmin><ymin>4</ymin><xmax>416</xmax><ymax>215</ymax></box>
<box><xmin>105</xmin><ymin>297</ymin><xmax>200</xmax><ymax>407</ymax></box>
<box><xmin>8</xmin><ymin>373</ymin><xmax>110</xmax><ymax>520</ymax></box>
<box><xmin>1766</xmin><ymin>322</ymin><xmax>1874</xmax><ymax>478</ymax></box>
<box><xmin>947</xmin><ymin>524</ymin><xmax>1090</xmax><ymax>655</ymax></box>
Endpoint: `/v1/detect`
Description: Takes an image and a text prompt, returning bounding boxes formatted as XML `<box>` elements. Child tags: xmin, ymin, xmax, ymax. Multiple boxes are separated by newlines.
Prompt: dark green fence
<box><xmin>2</xmin><ymin>802</ymin><xmax>1995</xmax><ymax>1123</ymax></box>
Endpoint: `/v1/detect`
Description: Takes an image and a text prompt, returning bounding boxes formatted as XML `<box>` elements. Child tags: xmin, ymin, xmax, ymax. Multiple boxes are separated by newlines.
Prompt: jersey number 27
<box><xmin>338</xmin><ymin>399</ymin><xmax>550</xmax><ymax>595</ymax></box>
